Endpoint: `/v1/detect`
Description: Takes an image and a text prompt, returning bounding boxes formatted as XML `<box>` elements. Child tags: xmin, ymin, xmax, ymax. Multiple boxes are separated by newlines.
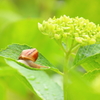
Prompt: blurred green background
<box><xmin>0</xmin><ymin>0</ymin><xmax>100</xmax><ymax>100</ymax></box>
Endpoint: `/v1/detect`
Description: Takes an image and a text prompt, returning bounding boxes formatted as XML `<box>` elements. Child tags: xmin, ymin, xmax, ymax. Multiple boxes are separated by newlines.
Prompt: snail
<box><xmin>18</xmin><ymin>48</ymin><xmax>48</xmax><ymax>68</ymax></box>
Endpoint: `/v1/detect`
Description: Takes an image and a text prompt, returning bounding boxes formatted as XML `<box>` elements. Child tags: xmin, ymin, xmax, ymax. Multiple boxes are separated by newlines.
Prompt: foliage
<box><xmin>1</xmin><ymin>0</ymin><xmax>100</xmax><ymax>100</ymax></box>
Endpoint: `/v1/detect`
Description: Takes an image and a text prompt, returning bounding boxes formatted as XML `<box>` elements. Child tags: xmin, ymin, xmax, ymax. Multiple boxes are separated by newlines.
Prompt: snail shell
<box><xmin>18</xmin><ymin>48</ymin><xmax>48</xmax><ymax>68</ymax></box>
<box><xmin>19</xmin><ymin>48</ymin><xmax>38</xmax><ymax>62</ymax></box>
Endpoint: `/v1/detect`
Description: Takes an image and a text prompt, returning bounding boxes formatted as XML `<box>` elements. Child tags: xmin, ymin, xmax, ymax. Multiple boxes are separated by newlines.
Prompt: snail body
<box><xmin>18</xmin><ymin>48</ymin><xmax>47</xmax><ymax>68</ymax></box>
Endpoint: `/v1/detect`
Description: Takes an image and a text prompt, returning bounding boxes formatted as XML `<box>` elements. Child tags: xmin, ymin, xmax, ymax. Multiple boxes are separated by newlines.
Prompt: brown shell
<box><xmin>18</xmin><ymin>48</ymin><xmax>38</xmax><ymax>62</ymax></box>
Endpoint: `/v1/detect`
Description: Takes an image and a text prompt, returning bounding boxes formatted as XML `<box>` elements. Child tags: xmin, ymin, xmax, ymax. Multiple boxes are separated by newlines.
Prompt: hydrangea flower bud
<box><xmin>54</xmin><ymin>34</ymin><xmax>61</xmax><ymax>40</ymax></box>
<box><xmin>88</xmin><ymin>38</ymin><xmax>96</xmax><ymax>44</ymax></box>
<box><xmin>38</xmin><ymin>15</ymin><xmax>100</xmax><ymax>46</ymax></box>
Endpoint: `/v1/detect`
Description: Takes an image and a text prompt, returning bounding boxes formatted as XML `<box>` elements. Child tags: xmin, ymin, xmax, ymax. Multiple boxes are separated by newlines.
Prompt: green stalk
<box><xmin>55</xmin><ymin>39</ymin><xmax>79</xmax><ymax>100</ymax></box>
<box><xmin>63</xmin><ymin>39</ymin><xmax>77</xmax><ymax>100</ymax></box>
<box><xmin>63</xmin><ymin>50</ymin><xmax>71</xmax><ymax>100</ymax></box>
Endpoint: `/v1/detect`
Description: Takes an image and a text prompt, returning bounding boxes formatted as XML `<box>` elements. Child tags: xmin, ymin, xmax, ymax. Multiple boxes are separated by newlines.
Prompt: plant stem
<box><xmin>63</xmin><ymin>50</ymin><xmax>71</xmax><ymax>100</ymax></box>
<box><xmin>63</xmin><ymin>41</ymin><xmax>77</xmax><ymax>100</ymax></box>
<box><xmin>55</xmin><ymin>39</ymin><xmax>79</xmax><ymax>100</ymax></box>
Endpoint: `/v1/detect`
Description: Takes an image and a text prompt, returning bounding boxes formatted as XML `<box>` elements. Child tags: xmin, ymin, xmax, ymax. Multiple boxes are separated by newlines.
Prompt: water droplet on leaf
<box><xmin>44</xmin><ymin>84</ymin><xmax>49</xmax><ymax>90</ymax></box>
<box><xmin>28</xmin><ymin>76</ymin><xmax>36</xmax><ymax>80</ymax></box>
<box><xmin>36</xmin><ymin>81</ymin><xmax>40</xmax><ymax>84</ymax></box>
<box><xmin>53</xmin><ymin>94</ymin><xmax>56</xmax><ymax>96</ymax></box>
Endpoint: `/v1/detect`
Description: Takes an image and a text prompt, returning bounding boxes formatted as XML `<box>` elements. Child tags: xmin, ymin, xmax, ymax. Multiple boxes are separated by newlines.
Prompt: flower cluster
<box><xmin>38</xmin><ymin>15</ymin><xmax>100</xmax><ymax>46</ymax></box>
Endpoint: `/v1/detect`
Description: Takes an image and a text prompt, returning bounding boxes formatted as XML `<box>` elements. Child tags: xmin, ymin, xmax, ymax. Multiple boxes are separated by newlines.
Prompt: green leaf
<box><xmin>83</xmin><ymin>69</ymin><xmax>100</xmax><ymax>94</ymax></box>
<box><xmin>81</xmin><ymin>54</ymin><xmax>100</xmax><ymax>71</ymax></box>
<box><xmin>0</xmin><ymin>44</ymin><xmax>63</xmax><ymax>100</ymax></box>
<box><xmin>83</xmin><ymin>69</ymin><xmax>100</xmax><ymax>82</ymax></box>
<box><xmin>0</xmin><ymin>67</ymin><xmax>35</xmax><ymax>99</ymax></box>
<box><xmin>74</xmin><ymin>44</ymin><xmax>100</xmax><ymax>71</ymax></box>
<box><xmin>6</xmin><ymin>59</ymin><xmax>63</xmax><ymax>100</ymax></box>
<box><xmin>0</xmin><ymin>44</ymin><xmax>63</xmax><ymax>75</ymax></box>
<box><xmin>67</xmin><ymin>69</ymin><xmax>100</xmax><ymax>100</ymax></box>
